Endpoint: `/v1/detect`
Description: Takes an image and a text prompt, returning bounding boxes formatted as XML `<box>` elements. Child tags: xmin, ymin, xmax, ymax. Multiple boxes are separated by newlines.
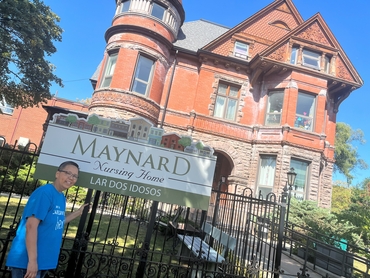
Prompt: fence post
<box><xmin>135</xmin><ymin>200</ymin><xmax>159</xmax><ymax>278</ymax></box>
<box><xmin>65</xmin><ymin>189</ymin><xmax>94</xmax><ymax>277</ymax></box>
<box><xmin>274</xmin><ymin>186</ymin><xmax>288</xmax><ymax>278</ymax></box>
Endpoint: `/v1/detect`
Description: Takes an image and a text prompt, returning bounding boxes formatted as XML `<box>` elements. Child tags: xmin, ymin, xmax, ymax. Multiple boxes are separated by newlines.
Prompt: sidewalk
<box><xmin>280</xmin><ymin>251</ymin><xmax>341</xmax><ymax>278</ymax></box>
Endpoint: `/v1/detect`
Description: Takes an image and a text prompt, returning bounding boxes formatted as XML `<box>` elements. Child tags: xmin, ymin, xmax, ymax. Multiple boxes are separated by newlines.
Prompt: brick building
<box><xmin>88</xmin><ymin>0</ymin><xmax>363</xmax><ymax>208</ymax></box>
<box><xmin>0</xmin><ymin>97</ymin><xmax>89</xmax><ymax>149</ymax></box>
<box><xmin>1</xmin><ymin>0</ymin><xmax>362</xmax><ymax>208</ymax></box>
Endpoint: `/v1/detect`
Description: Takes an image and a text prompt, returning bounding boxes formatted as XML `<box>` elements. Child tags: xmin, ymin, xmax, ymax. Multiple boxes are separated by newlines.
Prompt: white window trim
<box><xmin>302</xmin><ymin>49</ymin><xmax>321</xmax><ymax>70</ymax></box>
<box><xmin>233</xmin><ymin>41</ymin><xmax>249</xmax><ymax>59</ymax></box>
<box><xmin>0</xmin><ymin>96</ymin><xmax>14</xmax><ymax>115</ymax></box>
<box><xmin>131</xmin><ymin>55</ymin><xmax>155</xmax><ymax>96</ymax></box>
<box><xmin>100</xmin><ymin>53</ymin><xmax>118</xmax><ymax>88</ymax></box>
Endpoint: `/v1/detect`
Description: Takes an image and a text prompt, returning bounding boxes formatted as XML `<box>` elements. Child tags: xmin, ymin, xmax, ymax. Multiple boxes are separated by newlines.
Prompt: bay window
<box><xmin>265</xmin><ymin>91</ymin><xmax>284</xmax><ymax>125</ymax></box>
<box><xmin>294</xmin><ymin>92</ymin><xmax>315</xmax><ymax>131</ymax></box>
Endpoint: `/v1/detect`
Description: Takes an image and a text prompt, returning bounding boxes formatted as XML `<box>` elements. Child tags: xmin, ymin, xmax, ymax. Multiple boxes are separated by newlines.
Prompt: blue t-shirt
<box><xmin>6</xmin><ymin>183</ymin><xmax>66</xmax><ymax>270</ymax></box>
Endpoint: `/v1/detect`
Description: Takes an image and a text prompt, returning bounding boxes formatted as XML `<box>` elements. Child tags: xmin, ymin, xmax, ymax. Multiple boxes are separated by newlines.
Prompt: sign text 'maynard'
<box><xmin>71</xmin><ymin>135</ymin><xmax>191</xmax><ymax>176</ymax></box>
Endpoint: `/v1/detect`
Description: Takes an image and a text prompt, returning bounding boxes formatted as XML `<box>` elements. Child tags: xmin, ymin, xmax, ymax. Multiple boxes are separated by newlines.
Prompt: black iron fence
<box><xmin>1</xmin><ymin>143</ymin><xmax>370</xmax><ymax>277</ymax></box>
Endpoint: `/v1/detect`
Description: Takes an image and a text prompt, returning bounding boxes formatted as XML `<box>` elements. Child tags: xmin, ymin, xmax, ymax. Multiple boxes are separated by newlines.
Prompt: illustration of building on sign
<box><xmin>128</xmin><ymin>117</ymin><xmax>152</xmax><ymax>143</ymax></box>
<box><xmin>49</xmin><ymin>113</ymin><xmax>214</xmax><ymax>157</ymax></box>
<box><xmin>148</xmin><ymin>127</ymin><xmax>164</xmax><ymax>146</ymax></box>
<box><xmin>92</xmin><ymin>117</ymin><xmax>110</xmax><ymax>135</ymax></box>
<box><xmin>55</xmin><ymin>114</ymin><xmax>93</xmax><ymax>131</ymax></box>
<box><xmin>161</xmin><ymin>133</ymin><xmax>183</xmax><ymax>151</ymax></box>
<box><xmin>109</xmin><ymin>120</ymin><xmax>130</xmax><ymax>139</ymax></box>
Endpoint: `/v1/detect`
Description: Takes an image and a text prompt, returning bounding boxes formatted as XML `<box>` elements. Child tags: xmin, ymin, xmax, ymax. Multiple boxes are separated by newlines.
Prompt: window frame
<box><xmin>120</xmin><ymin>0</ymin><xmax>131</xmax><ymax>13</ymax></box>
<box><xmin>131</xmin><ymin>54</ymin><xmax>155</xmax><ymax>96</ymax></box>
<box><xmin>233</xmin><ymin>41</ymin><xmax>249</xmax><ymax>59</ymax></box>
<box><xmin>265</xmin><ymin>91</ymin><xmax>284</xmax><ymax>126</ymax></box>
<box><xmin>99</xmin><ymin>52</ymin><xmax>118</xmax><ymax>88</ymax></box>
<box><xmin>290</xmin><ymin>159</ymin><xmax>310</xmax><ymax>201</ymax></box>
<box><xmin>151</xmin><ymin>2</ymin><xmax>166</xmax><ymax>20</ymax></box>
<box><xmin>302</xmin><ymin>49</ymin><xmax>321</xmax><ymax>70</ymax></box>
<box><xmin>257</xmin><ymin>155</ymin><xmax>277</xmax><ymax>198</ymax></box>
<box><xmin>294</xmin><ymin>92</ymin><xmax>316</xmax><ymax>131</ymax></box>
<box><xmin>213</xmin><ymin>82</ymin><xmax>240</xmax><ymax>121</ymax></box>
<box><xmin>0</xmin><ymin>95</ymin><xmax>14</xmax><ymax>115</ymax></box>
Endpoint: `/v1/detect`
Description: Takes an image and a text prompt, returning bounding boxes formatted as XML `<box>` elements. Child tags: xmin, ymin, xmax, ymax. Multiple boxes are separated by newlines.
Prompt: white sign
<box><xmin>35</xmin><ymin>123</ymin><xmax>216</xmax><ymax>210</ymax></box>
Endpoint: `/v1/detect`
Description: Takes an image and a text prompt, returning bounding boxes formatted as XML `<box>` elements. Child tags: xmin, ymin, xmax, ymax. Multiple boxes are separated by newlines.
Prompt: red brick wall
<box><xmin>0</xmin><ymin>98</ymin><xmax>88</xmax><ymax>148</ymax></box>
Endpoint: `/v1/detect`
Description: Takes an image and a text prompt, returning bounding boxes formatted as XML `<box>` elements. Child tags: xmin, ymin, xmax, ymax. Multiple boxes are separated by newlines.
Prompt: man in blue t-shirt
<box><xmin>6</xmin><ymin>161</ymin><xmax>89</xmax><ymax>278</ymax></box>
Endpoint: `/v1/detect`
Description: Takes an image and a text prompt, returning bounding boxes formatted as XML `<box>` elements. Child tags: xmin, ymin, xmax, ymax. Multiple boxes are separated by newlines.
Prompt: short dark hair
<box><xmin>58</xmin><ymin>161</ymin><xmax>79</xmax><ymax>171</ymax></box>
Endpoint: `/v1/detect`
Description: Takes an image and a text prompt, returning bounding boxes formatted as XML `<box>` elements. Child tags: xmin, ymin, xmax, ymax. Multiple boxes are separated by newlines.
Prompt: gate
<box><xmin>0</xmin><ymin>143</ymin><xmax>286</xmax><ymax>277</ymax></box>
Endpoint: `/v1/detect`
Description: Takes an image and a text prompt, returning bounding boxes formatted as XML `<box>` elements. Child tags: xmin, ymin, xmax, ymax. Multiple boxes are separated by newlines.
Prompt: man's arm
<box><xmin>25</xmin><ymin>216</ymin><xmax>40</xmax><ymax>278</ymax></box>
<box><xmin>65</xmin><ymin>203</ymin><xmax>90</xmax><ymax>224</ymax></box>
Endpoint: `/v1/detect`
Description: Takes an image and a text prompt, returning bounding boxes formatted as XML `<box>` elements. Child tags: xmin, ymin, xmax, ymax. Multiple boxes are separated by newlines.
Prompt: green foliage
<box><xmin>66</xmin><ymin>114</ymin><xmax>78</xmax><ymax>125</ymax></box>
<box><xmin>335</xmin><ymin>186</ymin><xmax>370</xmax><ymax>251</ymax></box>
<box><xmin>289</xmin><ymin>198</ymin><xmax>364</xmax><ymax>251</ymax></box>
<box><xmin>178</xmin><ymin>136</ymin><xmax>192</xmax><ymax>148</ymax></box>
<box><xmin>195</xmin><ymin>141</ymin><xmax>204</xmax><ymax>150</ymax></box>
<box><xmin>87</xmin><ymin>114</ymin><xmax>100</xmax><ymax>125</ymax></box>
<box><xmin>334</xmin><ymin>122</ymin><xmax>368</xmax><ymax>184</ymax></box>
<box><xmin>65</xmin><ymin>186</ymin><xmax>88</xmax><ymax>205</ymax></box>
<box><xmin>331</xmin><ymin>184</ymin><xmax>351</xmax><ymax>214</ymax></box>
<box><xmin>0</xmin><ymin>146</ymin><xmax>45</xmax><ymax>195</ymax></box>
<box><xmin>0</xmin><ymin>0</ymin><xmax>63</xmax><ymax>108</ymax></box>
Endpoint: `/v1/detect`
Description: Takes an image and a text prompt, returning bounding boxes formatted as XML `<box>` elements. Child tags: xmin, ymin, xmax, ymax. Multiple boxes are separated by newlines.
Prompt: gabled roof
<box><xmin>201</xmin><ymin>0</ymin><xmax>303</xmax><ymax>58</ymax></box>
<box><xmin>257</xmin><ymin>13</ymin><xmax>363</xmax><ymax>86</ymax></box>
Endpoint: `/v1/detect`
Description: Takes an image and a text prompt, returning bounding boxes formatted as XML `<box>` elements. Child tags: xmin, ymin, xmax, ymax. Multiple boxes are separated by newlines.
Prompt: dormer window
<box><xmin>290</xmin><ymin>46</ymin><xmax>330</xmax><ymax>73</ymax></box>
<box><xmin>151</xmin><ymin>2</ymin><xmax>166</xmax><ymax>20</ymax></box>
<box><xmin>234</xmin><ymin>41</ymin><xmax>249</xmax><ymax>59</ymax></box>
<box><xmin>302</xmin><ymin>49</ymin><xmax>320</xmax><ymax>70</ymax></box>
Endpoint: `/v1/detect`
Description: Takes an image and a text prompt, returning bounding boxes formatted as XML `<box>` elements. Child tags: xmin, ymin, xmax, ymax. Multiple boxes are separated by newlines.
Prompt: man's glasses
<box><xmin>59</xmin><ymin>170</ymin><xmax>79</xmax><ymax>180</ymax></box>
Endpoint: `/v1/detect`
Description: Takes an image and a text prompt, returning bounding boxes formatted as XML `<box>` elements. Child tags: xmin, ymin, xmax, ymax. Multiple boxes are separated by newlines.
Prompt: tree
<box><xmin>0</xmin><ymin>0</ymin><xmax>63</xmax><ymax>108</ymax></box>
<box><xmin>331</xmin><ymin>183</ymin><xmax>351</xmax><ymax>214</ymax></box>
<box><xmin>334</xmin><ymin>122</ymin><xmax>368</xmax><ymax>184</ymax></box>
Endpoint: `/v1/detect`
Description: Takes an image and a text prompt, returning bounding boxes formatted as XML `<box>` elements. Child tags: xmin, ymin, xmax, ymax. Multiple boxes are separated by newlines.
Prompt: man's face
<box><xmin>55</xmin><ymin>165</ymin><xmax>79</xmax><ymax>191</ymax></box>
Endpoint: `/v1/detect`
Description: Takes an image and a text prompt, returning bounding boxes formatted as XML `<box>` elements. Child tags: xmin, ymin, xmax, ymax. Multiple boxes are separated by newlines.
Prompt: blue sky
<box><xmin>43</xmin><ymin>0</ymin><xmax>370</xmax><ymax>185</ymax></box>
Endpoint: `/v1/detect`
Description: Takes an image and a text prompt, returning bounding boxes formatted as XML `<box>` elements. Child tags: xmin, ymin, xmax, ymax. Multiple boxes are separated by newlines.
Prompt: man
<box><xmin>6</xmin><ymin>161</ymin><xmax>89</xmax><ymax>278</ymax></box>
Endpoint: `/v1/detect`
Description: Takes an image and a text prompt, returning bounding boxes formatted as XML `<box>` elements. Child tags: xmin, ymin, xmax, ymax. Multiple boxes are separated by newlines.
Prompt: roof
<box><xmin>173</xmin><ymin>19</ymin><xmax>229</xmax><ymax>52</ymax></box>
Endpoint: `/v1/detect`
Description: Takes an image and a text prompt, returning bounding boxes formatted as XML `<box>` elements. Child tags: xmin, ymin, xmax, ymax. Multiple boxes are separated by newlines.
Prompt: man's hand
<box><xmin>25</xmin><ymin>260</ymin><xmax>38</xmax><ymax>278</ymax></box>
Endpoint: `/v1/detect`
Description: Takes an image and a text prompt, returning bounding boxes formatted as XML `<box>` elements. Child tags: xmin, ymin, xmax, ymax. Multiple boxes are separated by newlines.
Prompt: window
<box><xmin>100</xmin><ymin>53</ymin><xmax>118</xmax><ymax>88</ymax></box>
<box><xmin>290</xmin><ymin>46</ymin><xmax>298</xmax><ymax>65</ymax></box>
<box><xmin>120</xmin><ymin>0</ymin><xmax>131</xmax><ymax>12</ymax></box>
<box><xmin>151</xmin><ymin>2</ymin><xmax>166</xmax><ymax>20</ymax></box>
<box><xmin>0</xmin><ymin>96</ymin><xmax>14</xmax><ymax>115</ymax></box>
<box><xmin>214</xmin><ymin>83</ymin><xmax>239</xmax><ymax>121</ymax></box>
<box><xmin>234</xmin><ymin>41</ymin><xmax>248</xmax><ymax>59</ymax></box>
<box><xmin>294</xmin><ymin>92</ymin><xmax>315</xmax><ymax>131</ymax></box>
<box><xmin>257</xmin><ymin>156</ymin><xmax>276</xmax><ymax>198</ymax></box>
<box><xmin>302</xmin><ymin>49</ymin><xmax>321</xmax><ymax>70</ymax></box>
<box><xmin>290</xmin><ymin>159</ymin><xmax>309</xmax><ymax>200</ymax></box>
<box><xmin>290</xmin><ymin>47</ymin><xmax>330</xmax><ymax>73</ymax></box>
<box><xmin>132</xmin><ymin>55</ymin><xmax>155</xmax><ymax>95</ymax></box>
<box><xmin>324</xmin><ymin>56</ymin><xmax>330</xmax><ymax>73</ymax></box>
<box><xmin>265</xmin><ymin>91</ymin><xmax>284</xmax><ymax>126</ymax></box>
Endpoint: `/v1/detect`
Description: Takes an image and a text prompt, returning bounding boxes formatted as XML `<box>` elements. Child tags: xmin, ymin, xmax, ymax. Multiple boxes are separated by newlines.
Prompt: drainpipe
<box><xmin>159</xmin><ymin>50</ymin><xmax>178</xmax><ymax>128</ymax></box>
